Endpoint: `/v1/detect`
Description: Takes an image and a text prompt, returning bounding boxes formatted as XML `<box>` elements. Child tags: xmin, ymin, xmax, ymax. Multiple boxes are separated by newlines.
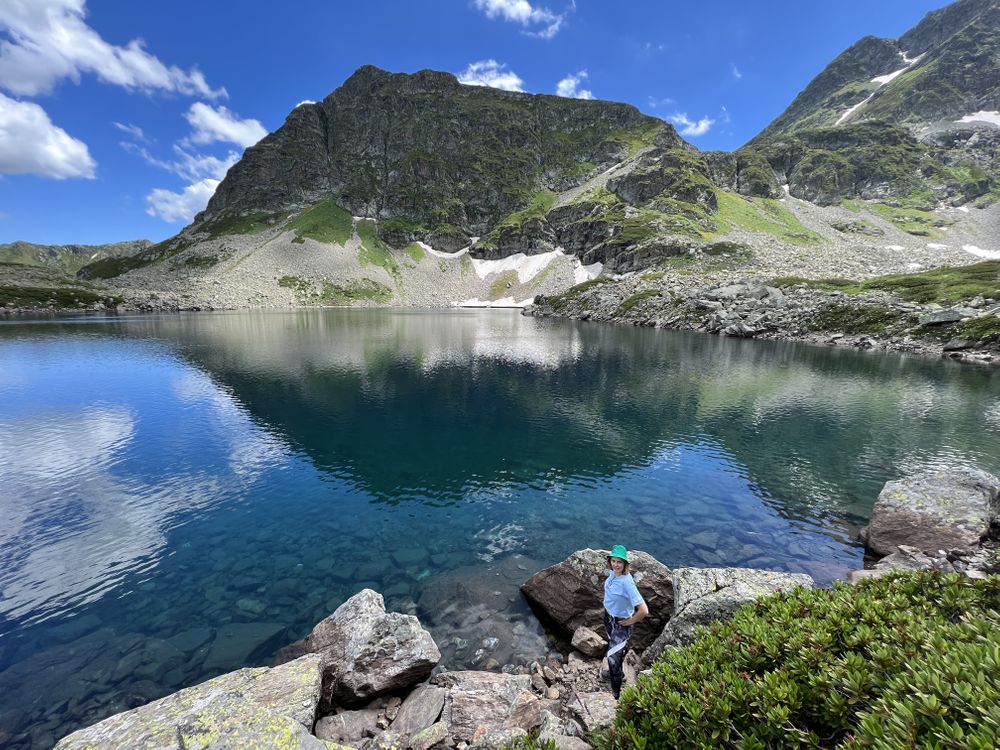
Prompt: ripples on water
<box><xmin>0</xmin><ymin>309</ymin><xmax>997</xmax><ymax>748</ymax></box>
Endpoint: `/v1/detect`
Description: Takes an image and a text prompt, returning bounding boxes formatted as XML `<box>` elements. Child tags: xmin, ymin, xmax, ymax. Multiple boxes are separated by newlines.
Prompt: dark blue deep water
<box><xmin>0</xmin><ymin>309</ymin><xmax>998</xmax><ymax>747</ymax></box>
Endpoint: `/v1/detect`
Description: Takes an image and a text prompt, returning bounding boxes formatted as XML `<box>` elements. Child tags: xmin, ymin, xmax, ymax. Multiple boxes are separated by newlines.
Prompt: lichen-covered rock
<box><xmin>521</xmin><ymin>549</ymin><xmax>673</xmax><ymax>652</ymax></box>
<box><xmin>861</xmin><ymin>468</ymin><xmax>1000</xmax><ymax>557</ymax></box>
<box><xmin>314</xmin><ymin>706</ymin><xmax>381</xmax><ymax>744</ymax></box>
<box><xmin>539</xmin><ymin>732</ymin><xmax>594</xmax><ymax>750</ymax></box>
<box><xmin>433</xmin><ymin>670</ymin><xmax>532</xmax><ymax>743</ymax></box>
<box><xmin>409</xmin><ymin>720</ymin><xmax>449</xmax><ymax>750</ymax></box>
<box><xmin>54</xmin><ymin>654</ymin><xmax>323</xmax><ymax>750</ymax></box>
<box><xmin>276</xmin><ymin>589</ymin><xmax>440</xmax><ymax>708</ymax></box>
<box><xmin>642</xmin><ymin>567</ymin><xmax>814</xmax><ymax>664</ymax></box>
<box><xmin>569</xmin><ymin>691</ymin><xmax>618</xmax><ymax>733</ymax></box>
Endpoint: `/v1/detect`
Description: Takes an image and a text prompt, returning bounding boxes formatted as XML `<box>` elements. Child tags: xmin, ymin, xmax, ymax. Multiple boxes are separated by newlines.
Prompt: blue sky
<box><xmin>0</xmin><ymin>0</ymin><xmax>950</xmax><ymax>246</ymax></box>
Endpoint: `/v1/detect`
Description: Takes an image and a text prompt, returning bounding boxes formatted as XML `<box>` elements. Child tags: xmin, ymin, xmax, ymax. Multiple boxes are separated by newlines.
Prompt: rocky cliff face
<box><xmin>201</xmin><ymin>66</ymin><xmax>678</xmax><ymax>246</ymax></box>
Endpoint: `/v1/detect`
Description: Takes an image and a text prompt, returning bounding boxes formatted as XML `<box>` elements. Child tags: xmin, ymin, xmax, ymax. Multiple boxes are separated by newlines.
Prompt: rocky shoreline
<box><xmin>524</xmin><ymin>268</ymin><xmax>1000</xmax><ymax>366</ymax></box>
<box><xmin>52</xmin><ymin>468</ymin><xmax>999</xmax><ymax>750</ymax></box>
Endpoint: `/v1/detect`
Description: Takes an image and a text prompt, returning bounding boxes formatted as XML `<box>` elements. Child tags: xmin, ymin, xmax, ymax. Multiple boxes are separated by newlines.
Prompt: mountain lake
<box><xmin>1</xmin><ymin>308</ymin><xmax>998</xmax><ymax>748</ymax></box>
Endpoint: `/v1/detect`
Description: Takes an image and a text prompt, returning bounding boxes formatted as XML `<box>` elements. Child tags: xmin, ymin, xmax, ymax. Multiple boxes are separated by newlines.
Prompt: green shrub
<box><xmin>605</xmin><ymin>572</ymin><xmax>1000</xmax><ymax>750</ymax></box>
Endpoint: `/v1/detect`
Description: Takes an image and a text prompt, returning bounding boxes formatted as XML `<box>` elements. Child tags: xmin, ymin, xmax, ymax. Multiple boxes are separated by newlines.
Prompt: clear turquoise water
<box><xmin>0</xmin><ymin>309</ymin><xmax>998</xmax><ymax>748</ymax></box>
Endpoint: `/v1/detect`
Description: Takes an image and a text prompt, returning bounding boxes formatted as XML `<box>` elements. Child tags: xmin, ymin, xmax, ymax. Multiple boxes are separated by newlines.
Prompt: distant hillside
<box><xmin>0</xmin><ymin>240</ymin><xmax>152</xmax><ymax>276</ymax></box>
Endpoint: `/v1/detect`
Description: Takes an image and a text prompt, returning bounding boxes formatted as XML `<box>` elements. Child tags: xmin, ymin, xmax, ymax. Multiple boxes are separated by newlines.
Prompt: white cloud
<box><xmin>113</xmin><ymin>121</ymin><xmax>146</xmax><ymax>141</ymax></box>
<box><xmin>669</xmin><ymin>112</ymin><xmax>714</xmax><ymax>137</ymax></box>
<box><xmin>145</xmin><ymin>177</ymin><xmax>218</xmax><ymax>223</ymax></box>
<box><xmin>731</xmin><ymin>63</ymin><xmax>743</xmax><ymax>80</ymax></box>
<box><xmin>457</xmin><ymin>60</ymin><xmax>525</xmax><ymax>92</ymax></box>
<box><xmin>123</xmin><ymin>142</ymin><xmax>238</xmax><ymax>182</ymax></box>
<box><xmin>0</xmin><ymin>0</ymin><xmax>225</xmax><ymax>99</ymax></box>
<box><xmin>555</xmin><ymin>70</ymin><xmax>593</xmax><ymax>100</ymax></box>
<box><xmin>646</xmin><ymin>95</ymin><xmax>675</xmax><ymax>110</ymax></box>
<box><xmin>0</xmin><ymin>92</ymin><xmax>95</xmax><ymax>178</ymax></box>
<box><xmin>472</xmin><ymin>0</ymin><xmax>565</xmax><ymax>38</ymax></box>
<box><xmin>183</xmin><ymin>102</ymin><xmax>267</xmax><ymax>148</ymax></box>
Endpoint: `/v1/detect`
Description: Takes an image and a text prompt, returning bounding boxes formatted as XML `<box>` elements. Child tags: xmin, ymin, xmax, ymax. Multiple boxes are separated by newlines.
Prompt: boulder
<box><xmin>409</xmin><ymin>721</ymin><xmax>449</xmax><ymax>750</ymax></box>
<box><xmin>54</xmin><ymin>654</ymin><xmax>323</xmax><ymax>750</ymax></box>
<box><xmin>389</xmin><ymin>684</ymin><xmax>446</xmax><ymax>735</ymax></box>
<box><xmin>569</xmin><ymin>691</ymin><xmax>618</xmax><ymax>733</ymax></box>
<box><xmin>861</xmin><ymin>468</ymin><xmax>1000</xmax><ymax>557</ymax></box>
<box><xmin>314</xmin><ymin>707</ymin><xmax>381</xmax><ymax>744</ymax></box>
<box><xmin>471</xmin><ymin>727</ymin><xmax>529</xmax><ymax>749</ymax></box>
<box><xmin>847</xmin><ymin>545</ymin><xmax>955</xmax><ymax>583</ymax></box>
<box><xmin>570</xmin><ymin>626</ymin><xmax>606</xmax><ymax>658</ymax></box>
<box><xmin>276</xmin><ymin>589</ymin><xmax>440</xmax><ymax>707</ymax></box>
<box><xmin>643</xmin><ymin>567</ymin><xmax>814</xmax><ymax>664</ymax></box>
<box><xmin>540</xmin><ymin>733</ymin><xmax>593</xmax><ymax>750</ymax></box>
<box><xmin>521</xmin><ymin>549</ymin><xmax>673</xmax><ymax>652</ymax></box>
<box><xmin>433</xmin><ymin>670</ymin><xmax>532</xmax><ymax>743</ymax></box>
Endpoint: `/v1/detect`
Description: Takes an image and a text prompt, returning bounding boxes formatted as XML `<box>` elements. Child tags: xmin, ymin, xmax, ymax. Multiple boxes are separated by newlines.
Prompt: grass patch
<box><xmin>488</xmin><ymin>270</ymin><xmax>520</xmax><ymax>300</ymax></box>
<box><xmin>541</xmin><ymin>276</ymin><xmax>611</xmax><ymax>311</ymax></box>
<box><xmin>808</xmin><ymin>303</ymin><xmax>910</xmax><ymax>334</ymax></box>
<box><xmin>861</xmin><ymin>260</ymin><xmax>1000</xmax><ymax>304</ymax></box>
<box><xmin>0</xmin><ymin>284</ymin><xmax>122</xmax><ymax>309</ymax></box>
<box><xmin>288</xmin><ymin>198</ymin><xmax>353</xmax><ymax>245</ymax></box>
<box><xmin>404</xmin><ymin>242</ymin><xmax>427</xmax><ymax>263</ymax></box>
<box><xmin>615</xmin><ymin>288</ymin><xmax>660</xmax><ymax>316</ymax></box>
<box><xmin>865</xmin><ymin>202</ymin><xmax>947</xmax><ymax>237</ymax></box>
<box><xmin>278</xmin><ymin>275</ymin><xmax>392</xmax><ymax>304</ymax></box>
<box><xmin>197</xmin><ymin>211</ymin><xmax>285</xmax><ymax>239</ymax></box>
<box><xmin>772</xmin><ymin>276</ymin><xmax>862</xmax><ymax>293</ymax></box>
<box><xmin>77</xmin><ymin>238</ymin><xmax>189</xmax><ymax>279</ymax></box>
<box><xmin>357</xmin><ymin>220</ymin><xmax>400</xmax><ymax>279</ymax></box>
<box><xmin>491</xmin><ymin>190</ymin><xmax>558</xmax><ymax>235</ymax></box>
<box><xmin>714</xmin><ymin>191</ymin><xmax>823</xmax><ymax>245</ymax></box>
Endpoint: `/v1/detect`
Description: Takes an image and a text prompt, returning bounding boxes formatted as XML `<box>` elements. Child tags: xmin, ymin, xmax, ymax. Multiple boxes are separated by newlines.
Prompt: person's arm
<box><xmin>618</xmin><ymin>601</ymin><xmax>648</xmax><ymax>626</ymax></box>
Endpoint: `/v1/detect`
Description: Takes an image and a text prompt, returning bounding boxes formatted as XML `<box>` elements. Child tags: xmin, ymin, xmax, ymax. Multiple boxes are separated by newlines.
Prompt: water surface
<box><xmin>1</xmin><ymin>309</ymin><xmax>997</xmax><ymax>748</ymax></box>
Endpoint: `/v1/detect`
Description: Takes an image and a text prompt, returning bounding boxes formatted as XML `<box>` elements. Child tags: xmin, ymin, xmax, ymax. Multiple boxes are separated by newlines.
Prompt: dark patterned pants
<box><xmin>603</xmin><ymin>610</ymin><xmax>634</xmax><ymax>698</ymax></box>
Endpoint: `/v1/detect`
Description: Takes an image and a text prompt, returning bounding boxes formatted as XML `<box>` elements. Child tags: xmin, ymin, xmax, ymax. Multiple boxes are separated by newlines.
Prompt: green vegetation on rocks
<box><xmin>357</xmin><ymin>220</ymin><xmax>401</xmax><ymax>279</ymax></box>
<box><xmin>77</xmin><ymin>238</ymin><xmax>190</xmax><ymax>280</ymax></box>
<box><xmin>0</xmin><ymin>284</ymin><xmax>122</xmax><ymax>310</ymax></box>
<box><xmin>615</xmin><ymin>289</ymin><xmax>660</xmax><ymax>316</ymax></box>
<box><xmin>289</xmin><ymin>198</ymin><xmax>353</xmax><ymax>245</ymax></box>
<box><xmin>197</xmin><ymin>211</ymin><xmax>286</xmax><ymax>239</ymax></box>
<box><xmin>606</xmin><ymin>572</ymin><xmax>1000</xmax><ymax>750</ymax></box>
<box><xmin>714</xmin><ymin>192</ymin><xmax>823</xmax><ymax>245</ymax></box>
<box><xmin>278</xmin><ymin>275</ymin><xmax>392</xmax><ymax>304</ymax></box>
<box><xmin>404</xmin><ymin>242</ymin><xmax>426</xmax><ymax>262</ymax></box>
<box><xmin>774</xmin><ymin>261</ymin><xmax>1000</xmax><ymax>306</ymax></box>
<box><xmin>808</xmin><ymin>303</ymin><xmax>910</xmax><ymax>335</ymax></box>
<box><xmin>863</xmin><ymin>260</ymin><xmax>1000</xmax><ymax>304</ymax></box>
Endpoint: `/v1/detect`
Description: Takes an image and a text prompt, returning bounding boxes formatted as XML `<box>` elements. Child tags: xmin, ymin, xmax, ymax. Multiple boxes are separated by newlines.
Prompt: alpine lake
<box><xmin>1</xmin><ymin>308</ymin><xmax>998</xmax><ymax>748</ymax></box>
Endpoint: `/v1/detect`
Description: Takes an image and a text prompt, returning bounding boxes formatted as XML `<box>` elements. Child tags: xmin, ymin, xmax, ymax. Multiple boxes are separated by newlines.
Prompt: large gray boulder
<box><xmin>277</xmin><ymin>589</ymin><xmax>441</xmax><ymax>707</ymax></box>
<box><xmin>642</xmin><ymin>567</ymin><xmax>814</xmax><ymax>664</ymax></box>
<box><xmin>389</xmin><ymin>684</ymin><xmax>446</xmax><ymax>735</ymax></box>
<box><xmin>54</xmin><ymin>654</ymin><xmax>324</xmax><ymax>749</ymax></box>
<box><xmin>520</xmin><ymin>549</ymin><xmax>673</xmax><ymax>652</ymax></box>
<box><xmin>861</xmin><ymin>468</ymin><xmax>1000</xmax><ymax>557</ymax></box>
<box><xmin>433</xmin><ymin>670</ymin><xmax>536</xmax><ymax>743</ymax></box>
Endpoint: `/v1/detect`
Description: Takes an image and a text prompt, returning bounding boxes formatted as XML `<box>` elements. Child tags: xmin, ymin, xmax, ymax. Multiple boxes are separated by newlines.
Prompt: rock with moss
<box><xmin>861</xmin><ymin>467</ymin><xmax>1000</xmax><ymax>557</ymax></box>
<box><xmin>275</xmin><ymin>589</ymin><xmax>440</xmax><ymax>708</ymax></box>
<box><xmin>54</xmin><ymin>654</ymin><xmax>324</xmax><ymax>749</ymax></box>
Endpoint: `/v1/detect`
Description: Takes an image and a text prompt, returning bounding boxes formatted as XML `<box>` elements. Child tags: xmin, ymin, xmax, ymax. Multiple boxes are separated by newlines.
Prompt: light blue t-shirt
<box><xmin>604</xmin><ymin>572</ymin><xmax>645</xmax><ymax>618</ymax></box>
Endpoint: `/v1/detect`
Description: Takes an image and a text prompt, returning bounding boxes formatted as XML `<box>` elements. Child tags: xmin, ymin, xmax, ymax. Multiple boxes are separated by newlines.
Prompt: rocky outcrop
<box><xmin>642</xmin><ymin>567</ymin><xmax>815</xmax><ymax>664</ymax></box>
<box><xmin>520</xmin><ymin>548</ymin><xmax>674</xmax><ymax>652</ymax></box>
<box><xmin>54</xmin><ymin>654</ymin><xmax>324</xmax><ymax>750</ymax></box>
<box><xmin>276</xmin><ymin>588</ymin><xmax>440</xmax><ymax>707</ymax></box>
<box><xmin>200</xmin><ymin>65</ymin><xmax>678</xmax><ymax>239</ymax></box>
<box><xmin>860</xmin><ymin>468</ymin><xmax>1000</xmax><ymax>556</ymax></box>
<box><xmin>433</xmin><ymin>671</ymin><xmax>539</xmax><ymax>743</ymax></box>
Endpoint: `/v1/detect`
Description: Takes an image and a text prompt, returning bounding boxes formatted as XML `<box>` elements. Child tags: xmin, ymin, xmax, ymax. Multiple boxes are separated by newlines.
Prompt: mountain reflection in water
<box><xmin>0</xmin><ymin>309</ymin><xmax>997</xmax><ymax>749</ymax></box>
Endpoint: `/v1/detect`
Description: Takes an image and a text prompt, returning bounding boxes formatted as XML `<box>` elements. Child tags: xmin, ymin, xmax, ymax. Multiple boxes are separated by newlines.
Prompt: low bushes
<box><xmin>606</xmin><ymin>572</ymin><xmax>1000</xmax><ymax>749</ymax></box>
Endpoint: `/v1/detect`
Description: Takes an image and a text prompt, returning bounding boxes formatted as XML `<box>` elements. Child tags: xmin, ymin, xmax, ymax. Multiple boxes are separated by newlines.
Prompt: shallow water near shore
<box><xmin>1</xmin><ymin>308</ymin><xmax>998</xmax><ymax>748</ymax></box>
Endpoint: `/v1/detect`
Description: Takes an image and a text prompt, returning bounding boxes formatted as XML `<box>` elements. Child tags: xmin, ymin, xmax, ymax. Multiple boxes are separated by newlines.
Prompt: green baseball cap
<box><xmin>608</xmin><ymin>545</ymin><xmax>628</xmax><ymax>562</ymax></box>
